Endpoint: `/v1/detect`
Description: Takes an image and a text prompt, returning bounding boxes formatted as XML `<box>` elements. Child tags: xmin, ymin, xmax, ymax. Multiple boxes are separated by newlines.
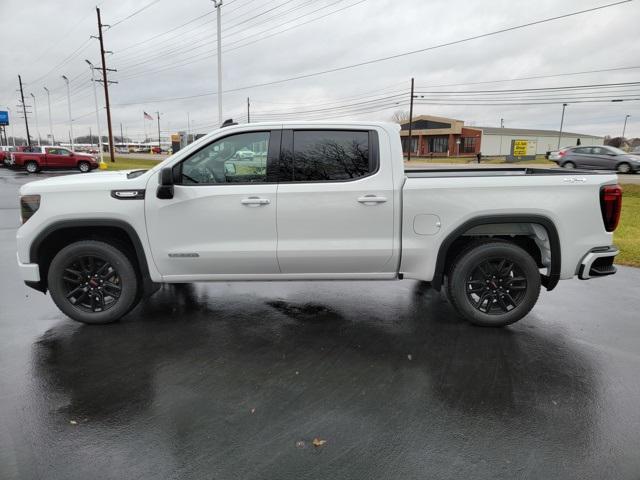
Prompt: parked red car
<box><xmin>8</xmin><ymin>146</ymin><xmax>99</xmax><ymax>173</ymax></box>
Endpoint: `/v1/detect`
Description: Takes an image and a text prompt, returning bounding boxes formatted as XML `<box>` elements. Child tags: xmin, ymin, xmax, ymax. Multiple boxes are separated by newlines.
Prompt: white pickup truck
<box><xmin>16</xmin><ymin>121</ymin><xmax>622</xmax><ymax>327</ymax></box>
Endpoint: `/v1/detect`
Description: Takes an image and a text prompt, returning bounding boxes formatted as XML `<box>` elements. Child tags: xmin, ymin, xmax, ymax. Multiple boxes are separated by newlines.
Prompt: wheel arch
<box><xmin>28</xmin><ymin>219</ymin><xmax>159</xmax><ymax>297</ymax></box>
<box><xmin>432</xmin><ymin>214</ymin><xmax>561</xmax><ymax>292</ymax></box>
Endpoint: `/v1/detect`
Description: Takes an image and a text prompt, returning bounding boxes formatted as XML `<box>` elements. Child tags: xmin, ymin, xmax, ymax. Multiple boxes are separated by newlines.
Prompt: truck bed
<box><xmin>405</xmin><ymin>167</ymin><xmax>611</xmax><ymax>178</ymax></box>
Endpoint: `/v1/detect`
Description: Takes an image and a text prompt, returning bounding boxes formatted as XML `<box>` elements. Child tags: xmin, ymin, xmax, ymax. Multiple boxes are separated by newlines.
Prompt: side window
<box><xmin>56</xmin><ymin>149</ymin><xmax>71</xmax><ymax>156</ymax></box>
<box><xmin>178</xmin><ymin>131</ymin><xmax>269</xmax><ymax>184</ymax></box>
<box><xmin>291</xmin><ymin>130</ymin><xmax>371</xmax><ymax>181</ymax></box>
<box><xmin>591</xmin><ymin>147</ymin><xmax>605</xmax><ymax>155</ymax></box>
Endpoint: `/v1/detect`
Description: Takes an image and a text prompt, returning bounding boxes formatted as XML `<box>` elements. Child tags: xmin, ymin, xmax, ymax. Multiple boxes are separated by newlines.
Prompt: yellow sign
<box><xmin>513</xmin><ymin>140</ymin><xmax>529</xmax><ymax>156</ymax></box>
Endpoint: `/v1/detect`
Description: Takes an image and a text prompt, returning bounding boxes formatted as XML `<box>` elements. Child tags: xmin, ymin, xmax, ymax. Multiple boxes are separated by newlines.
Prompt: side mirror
<box><xmin>157</xmin><ymin>167</ymin><xmax>174</xmax><ymax>199</ymax></box>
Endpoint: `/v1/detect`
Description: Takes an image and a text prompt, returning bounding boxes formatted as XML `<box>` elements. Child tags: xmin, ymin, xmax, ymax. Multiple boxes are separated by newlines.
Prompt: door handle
<box><xmin>241</xmin><ymin>197</ymin><xmax>271</xmax><ymax>206</ymax></box>
<box><xmin>357</xmin><ymin>195</ymin><xmax>387</xmax><ymax>204</ymax></box>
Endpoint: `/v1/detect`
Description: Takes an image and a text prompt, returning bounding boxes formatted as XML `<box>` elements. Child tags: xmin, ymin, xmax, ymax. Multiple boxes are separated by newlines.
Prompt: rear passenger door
<box><xmin>590</xmin><ymin>146</ymin><xmax>615</xmax><ymax>170</ymax></box>
<box><xmin>276</xmin><ymin>128</ymin><xmax>395</xmax><ymax>275</ymax></box>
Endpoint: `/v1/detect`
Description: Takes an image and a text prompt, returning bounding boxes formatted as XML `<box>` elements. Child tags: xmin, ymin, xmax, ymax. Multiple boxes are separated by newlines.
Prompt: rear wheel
<box><xmin>78</xmin><ymin>161</ymin><xmax>91</xmax><ymax>173</ymax></box>
<box><xmin>562</xmin><ymin>161</ymin><xmax>576</xmax><ymax>169</ymax></box>
<box><xmin>25</xmin><ymin>161</ymin><xmax>39</xmax><ymax>173</ymax></box>
<box><xmin>617</xmin><ymin>162</ymin><xmax>631</xmax><ymax>174</ymax></box>
<box><xmin>48</xmin><ymin>240</ymin><xmax>139</xmax><ymax>324</ymax></box>
<box><xmin>447</xmin><ymin>241</ymin><xmax>541</xmax><ymax>327</ymax></box>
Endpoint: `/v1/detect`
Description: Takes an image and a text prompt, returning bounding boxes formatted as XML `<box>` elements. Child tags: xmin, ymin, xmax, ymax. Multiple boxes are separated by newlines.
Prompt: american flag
<box><xmin>143</xmin><ymin>111</ymin><xmax>153</xmax><ymax>121</ymax></box>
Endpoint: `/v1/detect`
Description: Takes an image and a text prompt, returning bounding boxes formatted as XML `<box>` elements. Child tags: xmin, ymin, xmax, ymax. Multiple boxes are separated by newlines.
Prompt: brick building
<box><xmin>400</xmin><ymin>115</ymin><xmax>482</xmax><ymax>157</ymax></box>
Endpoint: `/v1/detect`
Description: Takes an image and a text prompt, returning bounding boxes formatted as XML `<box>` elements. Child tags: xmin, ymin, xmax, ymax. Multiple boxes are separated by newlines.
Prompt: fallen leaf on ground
<box><xmin>312</xmin><ymin>438</ymin><xmax>327</xmax><ymax>447</ymax></box>
<box><xmin>295</xmin><ymin>440</ymin><xmax>305</xmax><ymax>449</ymax></box>
<box><xmin>250</xmin><ymin>408</ymin><xmax>256</xmax><ymax>414</ymax></box>
<box><xmin>69</xmin><ymin>420</ymin><xmax>77</xmax><ymax>425</ymax></box>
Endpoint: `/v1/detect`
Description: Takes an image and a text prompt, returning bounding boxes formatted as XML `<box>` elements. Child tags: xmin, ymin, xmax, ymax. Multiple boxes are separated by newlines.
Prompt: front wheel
<box><xmin>447</xmin><ymin>241</ymin><xmax>541</xmax><ymax>327</ymax></box>
<box><xmin>617</xmin><ymin>162</ymin><xmax>631</xmax><ymax>174</ymax></box>
<box><xmin>78</xmin><ymin>161</ymin><xmax>91</xmax><ymax>173</ymax></box>
<box><xmin>47</xmin><ymin>240</ymin><xmax>140</xmax><ymax>324</ymax></box>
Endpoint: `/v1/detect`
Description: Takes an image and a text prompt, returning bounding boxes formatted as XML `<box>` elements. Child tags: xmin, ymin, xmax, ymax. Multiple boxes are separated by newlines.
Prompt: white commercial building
<box><xmin>477</xmin><ymin>127</ymin><xmax>604</xmax><ymax>156</ymax></box>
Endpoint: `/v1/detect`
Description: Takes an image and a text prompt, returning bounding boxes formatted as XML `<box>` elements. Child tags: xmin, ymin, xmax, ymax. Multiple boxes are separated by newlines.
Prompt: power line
<box><xmin>115</xmin><ymin>0</ymin><xmax>366</xmax><ymax>80</ymax></box>
<box><xmin>108</xmin><ymin>0</ymin><xmax>163</xmax><ymax>29</ymax></box>
<box><xmin>114</xmin><ymin>0</ymin><xmax>330</xmax><ymax>72</ymax></box>
<box><xmin>111</xmin><ymin>0</ymin><xmax>634</xmax><ymax>105</ymax></box>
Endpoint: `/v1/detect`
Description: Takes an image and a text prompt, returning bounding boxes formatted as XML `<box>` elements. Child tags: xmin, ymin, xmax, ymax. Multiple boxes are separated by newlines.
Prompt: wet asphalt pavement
<box><xmin>1</xmin><ymin>169</ymin><xmax>640</xmax><ymax>480</ymax></box>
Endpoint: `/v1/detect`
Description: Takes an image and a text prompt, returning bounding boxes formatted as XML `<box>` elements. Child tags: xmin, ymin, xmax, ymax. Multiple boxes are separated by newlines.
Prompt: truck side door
<box><xmin>276</xmin><ymin>128</ymin><xmax>395</xmax><ymax>275</ymax></box>
<box><xmin>145</xmin><ymin>129</ymin><xmax>281</xmax><ymax>279</ymax></box>
<box><xmin>45</xmin><ymin>148</ymin><xmax>72</xmax><ymax>168</ymax></box>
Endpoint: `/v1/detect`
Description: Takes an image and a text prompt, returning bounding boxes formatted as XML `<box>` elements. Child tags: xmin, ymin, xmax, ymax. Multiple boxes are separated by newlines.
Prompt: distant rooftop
<box><xmin>476</xmin><ymin>126</ymin><xmax>603</xmax><ymax>138</ymax></box>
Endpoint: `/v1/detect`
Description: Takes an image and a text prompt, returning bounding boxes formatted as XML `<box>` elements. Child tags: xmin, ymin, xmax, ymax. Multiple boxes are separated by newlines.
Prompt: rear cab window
<box><xmin>280</xmin><ymin>129</ymin><xmax>378</xmax><ymax>182</ymax></box>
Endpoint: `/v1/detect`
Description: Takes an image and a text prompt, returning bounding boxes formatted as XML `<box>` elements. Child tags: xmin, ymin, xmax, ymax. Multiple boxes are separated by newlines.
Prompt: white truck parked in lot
<box><xmin>16</xmin><ymin>121</ymin><xmax>622</xmax><ymax>326</ymax></box>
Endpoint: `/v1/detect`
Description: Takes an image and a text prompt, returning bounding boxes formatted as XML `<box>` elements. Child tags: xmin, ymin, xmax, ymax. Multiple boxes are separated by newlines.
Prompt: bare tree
<box><xmin>391</xmin><ymin>110</ymin><xmax>410</xmax><ymax>124</ymax></box>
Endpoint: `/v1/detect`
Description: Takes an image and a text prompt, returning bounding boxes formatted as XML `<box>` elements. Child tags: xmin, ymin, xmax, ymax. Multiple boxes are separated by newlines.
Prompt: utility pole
<box><xmin>43</xmin><ymin>87</ymin><xmax>54</xmax><ymax>145</ymax></box>
<box><xmin>85</xmin><ymin>60</ymin><xmax>104</xmax><ymax>163</ymax></box>
<box><xmin>120</xmin><ymin>122</ymin><xmax>124</xmax><ymax>146</ymax></box>
<box><xmin>407</xmin><ymin>77</ymin><xmax>414</xmax><ymax>162</ymax></box>
<box><xmin>187</xmin><ymin>112</ymin><xmax>191</xmax><ymax>143</ymax></box>
<box><xmin>90</xmin><ymin>126</ymin><xmax>93</xmax><ymax>146</ymax></box>
<box><xmin>213</xmin><ymin>0</ymin><xmax>223</xmax><ymax>125</ymax></box>
<box><xmin>500</xmin><ymin>118</ymin><xmax>504</xmax><ymax>128</ymax></box>
<box><xmin>247</xmin><ymin>97</ymin><xmax>250</xmax><ymax>123</ymax></box>
<box><xmin>95</xmin><ymin>7</ymin><xmax>117</xmax><ymax>162</ymax></box>
<box><xmin>622</xmin><ymin>114</ymin><xmax>630</xmax><ymax>138</ymax></box>
<box><xmin>156</xmin><ymin>112</ymin><xmax>161</xmax><ymax>151</ymax></box>
<box><xmin>62</xmin><ymin>75</ymin><xmax>74</xmax><ymax>151</ymax></box>
<box><xmin>30</xmin><ymin>93</ymin><xmax>41</xmax><ymax>146</ymax></box>
<box><xmin>18</xmin><ymin>75</ymin><xmax>31</xmax><ymax>146</ymax></box>
<box><xmin>557</xmin><ymin>103</ymin><xmax>568</xmax><ymax>150</ymax></box>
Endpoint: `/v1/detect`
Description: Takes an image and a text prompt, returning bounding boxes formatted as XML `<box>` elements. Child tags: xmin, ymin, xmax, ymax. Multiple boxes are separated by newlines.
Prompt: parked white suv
<box><xmin>16</xmin><ymin>122</ymin><xmax>621</xmax><ymax>326</ymax></box>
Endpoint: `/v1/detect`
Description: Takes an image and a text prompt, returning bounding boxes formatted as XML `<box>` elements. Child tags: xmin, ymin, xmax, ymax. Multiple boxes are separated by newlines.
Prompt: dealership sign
<box><xmin>507</xmin><ymin>139</ymin><xmax>537</xmax><ymax>162</ymax></box>
<box><xmin>0</xmin><ymin>110</ymin><xmax>8</xmax><ymax>126</ymax></box>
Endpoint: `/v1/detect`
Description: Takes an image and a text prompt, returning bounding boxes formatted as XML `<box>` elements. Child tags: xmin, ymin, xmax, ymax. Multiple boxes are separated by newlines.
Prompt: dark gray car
<box><xmin>553</xmin><ymin>145</ymin><xmax>640</xmax><ymax>173</ymax></box>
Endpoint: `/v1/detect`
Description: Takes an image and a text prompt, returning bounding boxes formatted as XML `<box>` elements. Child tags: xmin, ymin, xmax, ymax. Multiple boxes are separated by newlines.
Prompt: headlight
<box><xmin>20</xmin><ymin>195</ymin><xmax>40</xmax><ymax>224</ymax></box>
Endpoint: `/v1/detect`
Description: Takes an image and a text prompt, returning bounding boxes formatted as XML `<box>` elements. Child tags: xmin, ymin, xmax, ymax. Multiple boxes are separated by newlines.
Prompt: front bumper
<box><xmin>17</xmin><ymin>253</ymin><xmax>40</xmax><ymax>282</ymax></box>
<box><xmin>578</xmin><ymin>246</ymin><xmax>618</xmax><ymax>279</ymax></box>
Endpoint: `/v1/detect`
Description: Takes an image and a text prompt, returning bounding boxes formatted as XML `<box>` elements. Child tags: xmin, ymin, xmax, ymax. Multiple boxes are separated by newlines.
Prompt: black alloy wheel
<box><xmin>447</xmin><ymin>241</ymin><xmax>541</xmax><ymax>327</ymax></box>
<box><xmin>62</xmin><ymin>255</ymin><xmax>122</xmax><ymax>313</ymax></box>
<box><xmin>48</xmin><ymin>240</ymin><xmax>139</xmax><ymax>324</ymax></box>
<box><xmin>465</xmin><ymin>258</ymin><xmax>527</xmax><ymax>315</ymax></box>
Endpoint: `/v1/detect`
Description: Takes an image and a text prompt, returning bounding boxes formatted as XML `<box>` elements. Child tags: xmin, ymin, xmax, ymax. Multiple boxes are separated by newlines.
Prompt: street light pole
<box><xmin>30</xmin><ymin>93</ymin><xmax>41</xmax><ymax>146</ymax></box>
<box><xmin>62</xmin><ymin>75</ymin><xmax>74</xmax><ymax>151</ymax></box>
<box><xmin>622</xmin><ymin>114</ymin><xmax>630</xmax><ymax>139</ymax></box>
<box><xmin>212</xmin><ymin>0</ymin><xmax>223</xmax><ymax>126</ymax></box>
<box><xmin>557</xmin><ymin>103</ymin><xmax>568</xmax><ymax>150</ymax></box>
<box><xmin>85</xmin><ymin>60</ymin><xmax>104</xmax><ymax>163</ymax></box>
<box><xmin>43</xmin><ymin>87</ymin><xmax>54</xmax><ymax>145</ymax></box>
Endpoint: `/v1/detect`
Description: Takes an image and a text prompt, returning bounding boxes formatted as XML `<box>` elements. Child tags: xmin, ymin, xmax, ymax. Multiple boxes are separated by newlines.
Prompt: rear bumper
<box><xmin>578</xmin><ymin>246</ymin><xmax>618</xmax><ymax>279</ymax></box>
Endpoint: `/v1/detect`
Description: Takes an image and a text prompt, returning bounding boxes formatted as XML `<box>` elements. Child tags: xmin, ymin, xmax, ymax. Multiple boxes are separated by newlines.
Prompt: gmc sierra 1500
<box><xmin>16</xmin><ymin>121</ymin><xmax>621</xmax><ymax>326</ymax></box>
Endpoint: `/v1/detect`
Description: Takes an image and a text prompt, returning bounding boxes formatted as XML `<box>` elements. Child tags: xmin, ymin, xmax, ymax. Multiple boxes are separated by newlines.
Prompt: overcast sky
<box><xmin>1</xmin><ymin>0</ymin><xmax>639</xmax><ymax>142</ymax></box>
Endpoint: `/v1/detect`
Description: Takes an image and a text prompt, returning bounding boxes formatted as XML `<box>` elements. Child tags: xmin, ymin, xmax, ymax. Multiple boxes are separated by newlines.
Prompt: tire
<box><xmin>47</xmin><ymin>240</ymin><xmax>139</xmax><ymax>324</ymax></box>
<box><xmin>617</xmin><ymin>162</ymin><xmax>631</xmax><ymax>174</ymax></box>
<box><xmin>25</xmin><ymin>161</ymin><xmax>39</xmax><ymax>173</ymax></box>
<box><xmin>562</xmin><ymin>161</ymin><xmax>576</xmax><ymax>169</ymax></box>
<box><xmin>447</xmin><ymin>241</ymin><xmax>541</xmax><ymax>327</ymax></box>
<box><xmin>78</xmin><ymin>161</ymin><xmax>91</xmax><ymax>173</ymax></box>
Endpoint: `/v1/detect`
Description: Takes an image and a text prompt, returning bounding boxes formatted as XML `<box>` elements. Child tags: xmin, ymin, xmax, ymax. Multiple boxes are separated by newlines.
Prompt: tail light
<box><xmin>600</xmin><ymin>185</ymin><xmax>622</xmax><ymax>232</ymax></box>
<box><xmin>20</xmin><ymin>195</ymin><xmax>40</xmax><ymax>224</ymax></box>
